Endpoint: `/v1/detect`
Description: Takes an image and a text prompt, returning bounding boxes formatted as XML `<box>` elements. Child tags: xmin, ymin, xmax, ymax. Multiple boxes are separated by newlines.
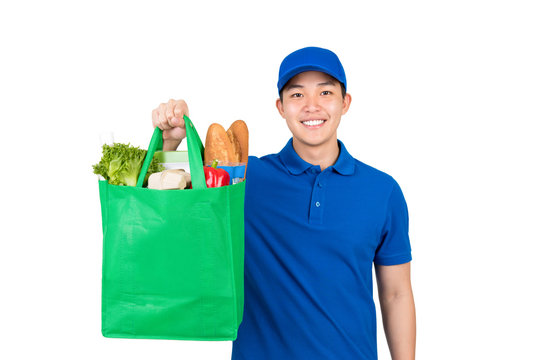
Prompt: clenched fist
<box><xmin>152</xmin><ymin>99</ymin><xmax>189</xmax><ymax>151</ymax></box>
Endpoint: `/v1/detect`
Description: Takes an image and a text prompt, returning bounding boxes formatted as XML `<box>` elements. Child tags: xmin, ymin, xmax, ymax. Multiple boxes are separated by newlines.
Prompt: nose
<box><xmin>303</xmin><ymin>94</ymin><xmax>320</xmax><ymax>112</ymax></box>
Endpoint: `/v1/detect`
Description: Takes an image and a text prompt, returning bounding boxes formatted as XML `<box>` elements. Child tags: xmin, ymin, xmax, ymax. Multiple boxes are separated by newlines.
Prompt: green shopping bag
<box><xmin>98</xmin><ymin>115</ymin><xmax>245</xmax><ymax>340</ymax></box>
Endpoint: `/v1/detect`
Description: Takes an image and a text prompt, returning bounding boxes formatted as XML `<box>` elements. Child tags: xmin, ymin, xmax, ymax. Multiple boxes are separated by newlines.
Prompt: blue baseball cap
<box><xmin>277</xmin><ymin>47</ymin><xmax>347</xmax><ymax>94</ymax></box>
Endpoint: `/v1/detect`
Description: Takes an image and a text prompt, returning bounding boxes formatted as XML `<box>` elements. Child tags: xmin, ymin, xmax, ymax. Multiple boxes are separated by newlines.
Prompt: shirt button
<box><xmin>318</xmin><ymin>182</ymin><xmax>323</xmax><ymax>187</ymax></box>
<box><xmin>315</xmin><ymin>201</ymin><xmax>321</xmax><ymax>207</ymax></box>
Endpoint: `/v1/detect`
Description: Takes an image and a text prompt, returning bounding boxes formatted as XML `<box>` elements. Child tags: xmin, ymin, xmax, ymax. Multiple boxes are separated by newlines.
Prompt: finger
<box><xmin>158</xmin><ymin>103</ymin><xmax>171</xmax><ymax>130</ymax></box>
<box><xmin>173</xmin><ymin>100</ymin><xmax>189</xmax><ymax>118</ymax></box>
<box><xmin>169</xmin><ymin>115</ymin><xmax>185</xmax><ymax>128</ymax></box>
<box><xmin>165</xmin><ymin>99</ymin><xmax>176</xmax><ymax>126</ymax></box>
<box><xmin>152</xmin><ymin>108</ymin><xmax>160</xmax><ymax>129</ymax></box>
<box><xmin>176</xmin><ymin>116</ymin><xmax>185</xmax><ymax>128</ymax></box>
<box><xmin>169</xmin><ymin>100</ymin><xmax>188</xmax><ymax>127</ymax></box>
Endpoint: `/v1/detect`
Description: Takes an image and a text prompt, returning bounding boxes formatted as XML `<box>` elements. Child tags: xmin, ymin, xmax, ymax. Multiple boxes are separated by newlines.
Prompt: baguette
<box><xmin>204</xmin><ymin>120</ymin><xmax>249</xmax><ymax>165</ymax></box>
<box><xmin>204</xmin><ymin>123</ymin><xmax>235</xmax><ymax>163</ymax></box>
<box><xmin>227</xmin><ymin>120</ymin><xmax>249</xmax><ymax>164</ymax></box>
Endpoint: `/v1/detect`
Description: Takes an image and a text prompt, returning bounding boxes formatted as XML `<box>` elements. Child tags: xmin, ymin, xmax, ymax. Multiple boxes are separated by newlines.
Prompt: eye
<box><xmin>321</xmin><ymin>90</ymin><xmax>332</xmax><ymax>96</ymax></box>
<box><xmin>291</xmin><ymin>93</ymin><xmax>303</xmax><ymax>98</ymax></box>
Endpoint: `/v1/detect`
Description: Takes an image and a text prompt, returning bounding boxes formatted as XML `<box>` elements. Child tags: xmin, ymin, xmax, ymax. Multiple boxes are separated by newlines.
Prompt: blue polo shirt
<box><xmin>231</xmin><ymin>139</ymin><xmax>412</xmax><ymax>360</ymax></box>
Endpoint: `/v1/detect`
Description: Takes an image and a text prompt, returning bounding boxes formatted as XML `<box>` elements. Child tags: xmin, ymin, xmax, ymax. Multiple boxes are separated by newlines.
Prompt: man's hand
<box><xmin>152</xmin><ymin>99</ymin><xmax>189</xmax><ymax>151</ymax></box>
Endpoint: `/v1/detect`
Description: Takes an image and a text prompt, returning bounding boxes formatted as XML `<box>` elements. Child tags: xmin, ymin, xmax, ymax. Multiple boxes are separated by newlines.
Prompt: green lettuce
<box><xmin>93</xmin><ymin>143</ymin><xmax>164</xmax><ymax>186</ymax></box>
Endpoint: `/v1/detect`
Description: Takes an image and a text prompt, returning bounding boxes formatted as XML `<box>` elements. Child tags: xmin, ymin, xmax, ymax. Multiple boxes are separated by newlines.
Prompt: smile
<box><xmin>301</xmin><ymin>119</ymin><xmax>326</xmax><ymax>127</ymax></box>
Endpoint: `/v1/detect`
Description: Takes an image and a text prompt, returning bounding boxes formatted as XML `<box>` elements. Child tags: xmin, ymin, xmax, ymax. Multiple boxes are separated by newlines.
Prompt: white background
<box><xmin>1</xmin><ymin>0</ymin><xmax>538</xmax><ymax>359</ymax></box>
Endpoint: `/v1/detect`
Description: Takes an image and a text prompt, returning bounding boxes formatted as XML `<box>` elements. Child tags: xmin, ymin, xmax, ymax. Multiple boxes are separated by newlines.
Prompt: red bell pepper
<box><xmin>204</xmin><ymin>159</ymin><xmax>230</xmax><ymax>188</ymax></box>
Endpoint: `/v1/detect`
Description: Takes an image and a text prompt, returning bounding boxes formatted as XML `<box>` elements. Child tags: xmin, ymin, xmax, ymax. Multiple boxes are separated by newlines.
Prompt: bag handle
<box><xmin>137</xmin><ymin>115</ymin><xmax>207</xmax><ymax>189</ymax></box>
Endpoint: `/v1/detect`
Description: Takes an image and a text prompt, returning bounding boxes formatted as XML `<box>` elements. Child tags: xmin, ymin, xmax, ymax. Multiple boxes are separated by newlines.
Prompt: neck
<box><xmin>292</xmin><ymin>137</ymin><xmax>340</xmax><ymax>171</ymax></box>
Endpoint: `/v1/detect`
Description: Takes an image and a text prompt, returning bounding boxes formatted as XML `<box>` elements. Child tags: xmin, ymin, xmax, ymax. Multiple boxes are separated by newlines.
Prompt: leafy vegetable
<box><xmin>93</xmin><ymin>143</ymin><xmax>164</xmax><ymax>186</ymax></box>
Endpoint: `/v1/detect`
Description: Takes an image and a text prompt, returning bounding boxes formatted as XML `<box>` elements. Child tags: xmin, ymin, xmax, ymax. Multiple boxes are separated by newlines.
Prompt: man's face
<box><xmin>276</xmin><ymin>71</ymin><xmax>351</xmax><ymax>151</ymax></box>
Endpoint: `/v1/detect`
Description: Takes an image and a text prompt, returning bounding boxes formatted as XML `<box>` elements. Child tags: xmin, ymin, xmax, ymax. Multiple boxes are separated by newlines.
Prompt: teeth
<box><xmin>302</xmin><ymin>120</ymin><xmax>324</xmax><ymax>126</ymax></box>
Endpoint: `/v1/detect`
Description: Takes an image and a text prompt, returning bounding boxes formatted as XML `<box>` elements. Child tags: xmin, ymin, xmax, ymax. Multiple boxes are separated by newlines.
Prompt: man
<box><xmin>152</xmin><ymin>47</ymin><xmax>416</xmax><ymax>360</ymax></box>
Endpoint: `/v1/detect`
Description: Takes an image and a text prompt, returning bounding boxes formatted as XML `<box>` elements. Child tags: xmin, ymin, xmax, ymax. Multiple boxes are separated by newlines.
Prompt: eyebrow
<box><xmin>284</xmin><ymin>80</ymin><xmax>337</xmax><ymax>91</ymax></box>
<box><xmin>317</xmin><ymin>80</ymin><xmax>337</xmax><ymax>87</ymax></box>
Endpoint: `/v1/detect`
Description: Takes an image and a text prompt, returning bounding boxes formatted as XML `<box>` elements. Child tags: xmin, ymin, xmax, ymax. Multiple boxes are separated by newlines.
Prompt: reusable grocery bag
<box><xmin>98</xmin><ymin>115</ymin><xmax>245</xmax><ymax>340</ymax></box>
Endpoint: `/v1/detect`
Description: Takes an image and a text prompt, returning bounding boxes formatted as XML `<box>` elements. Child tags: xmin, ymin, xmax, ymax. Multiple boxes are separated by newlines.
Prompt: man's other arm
<box><xmin>375</xmin><ymin>262</ymin><xmax>416</xmax><ymax>360</ymax></box>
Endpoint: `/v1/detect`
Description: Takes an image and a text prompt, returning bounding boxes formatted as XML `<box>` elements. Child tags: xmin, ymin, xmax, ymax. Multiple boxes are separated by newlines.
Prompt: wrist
<box><xmin>163</xmin><ymin>139</ymin><xmax>181</xmax><ymax>151</ymax></box>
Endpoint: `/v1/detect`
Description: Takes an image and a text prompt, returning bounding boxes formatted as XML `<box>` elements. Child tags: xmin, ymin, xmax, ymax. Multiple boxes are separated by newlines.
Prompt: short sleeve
<box><xmin>373</xmin><ymin>181</ymin><xmax>412</xmax><ymax>266</ymax></box>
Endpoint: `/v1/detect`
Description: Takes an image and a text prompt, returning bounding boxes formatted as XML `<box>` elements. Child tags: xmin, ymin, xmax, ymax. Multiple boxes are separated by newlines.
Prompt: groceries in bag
<box><xmin>204</xmin><ymin>160</ymin><xmax>230</xmax><ymax>188</ymax></box>
<box><xmin>154</xmin><ymin>150</ymin><xmax>189</xmax><ymax>171</ymax></box>
<box><xmin>147</xmin><ymin>169</ymin><xmax>191</xmax><ymax>190</ymax></box>
<box><xmin>204</xmin><ymin>120</ymin><xmax>249</xmax><ymax>184</ymax></box>
<box><xmin>97</xmin><ymin>115</ymin><xmax>246</xmax><ymax>340</ymax></box>
<box><xmin>92</xmin><ymin>143</ymin><xmax>164</xmax><ymax>187</ymax></box>
<box><xmin>93</xmin><ymin>119</ymin><xmax>248</xmax><ymax>188</ymax></box>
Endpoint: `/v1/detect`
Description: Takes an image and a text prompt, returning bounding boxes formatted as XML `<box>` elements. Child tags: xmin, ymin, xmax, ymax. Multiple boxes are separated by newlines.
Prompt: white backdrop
<box><xmin>1</xmin><ymin>0</ymin><xmax>538</xmax><ymax>359</ymax></box>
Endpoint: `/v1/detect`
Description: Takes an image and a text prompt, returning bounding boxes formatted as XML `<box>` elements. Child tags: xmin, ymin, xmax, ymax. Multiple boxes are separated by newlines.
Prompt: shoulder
<box><xmin>352</xmin><ymin>158</ymin><xmax>399</xmax><ymax>189</ymax></box>
<box><xmin>247</xmin><ymin>153</ymin><xmax>283</xmax><ymax>174</ymax></box>
<box><xmin>244</xmin><ymin>154</ymin><xmax>289</xmax><ymax>201</ymax></box>
<box><xmin>340</xmin><ymin>155</ymin><xmax>406</xmax><ymax>211</ymax></box>
<box><xmin>335</xmin><ymin>140</ymin><xmax>399</xmax><ymax>190</ymax></box>
<box><xmin>248</xmin><ymin>153</ymin><xmax>280</xmax><ymax>164</ymax></box>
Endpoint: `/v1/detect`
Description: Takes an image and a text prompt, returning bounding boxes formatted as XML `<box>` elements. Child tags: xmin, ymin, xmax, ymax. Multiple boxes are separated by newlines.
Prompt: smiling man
<box><xmin>152</xmin><ymin>47</ymin><xmax>416</xmax><ymax>360</ymax></box>
<box><xmin>276</xmin><ymin>70</ymin><xmax>351</xmax><ymax>171</ymax></box>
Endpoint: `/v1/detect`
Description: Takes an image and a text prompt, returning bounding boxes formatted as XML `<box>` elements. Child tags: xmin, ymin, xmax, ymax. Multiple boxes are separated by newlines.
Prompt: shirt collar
<box><xmin>278</xmin><ymin>138</ymin><xmax>356</xmax><ymax>176</ymax></box>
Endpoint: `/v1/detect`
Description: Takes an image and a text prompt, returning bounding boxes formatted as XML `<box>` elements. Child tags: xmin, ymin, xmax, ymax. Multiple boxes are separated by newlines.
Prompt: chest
<box><xmin>245</xmin><ymin>166</ymin><xmax>385</xmax><ymax>258</ymax></box>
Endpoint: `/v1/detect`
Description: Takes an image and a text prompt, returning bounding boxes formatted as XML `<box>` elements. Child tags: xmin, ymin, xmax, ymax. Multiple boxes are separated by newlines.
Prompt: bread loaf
<box><xmin>227</xmin><ymin>120</ymin><xmax>249</xmax><ymax>164</ymax></box>
<box><xmin>204</xmin><ymin>123</ymin><xmax>236</xmax><ymax>163</ymax></box>
<box><xmin>204</xmin><ymin>120</ymin><xmax>249</xmax><ymax>164</ymax></box>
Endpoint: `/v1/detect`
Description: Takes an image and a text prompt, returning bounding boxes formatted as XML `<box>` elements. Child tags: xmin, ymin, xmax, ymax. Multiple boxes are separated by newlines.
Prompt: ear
<box><xmin>276</xmin><ymin>98</ymin><xmax>285</xmax><ymax>118</ymax></box>
<box><xmin>341</xmin><ymin>93</ymin><xmax>352</xmax><ymax>115</ymax></box>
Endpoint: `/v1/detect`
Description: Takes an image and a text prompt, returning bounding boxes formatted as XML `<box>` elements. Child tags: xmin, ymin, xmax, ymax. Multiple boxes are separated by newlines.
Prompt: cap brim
<box><xmin>278</xmin><ymin>64</ymin><xmax>344</xmax><ymax>93</ymax></box>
